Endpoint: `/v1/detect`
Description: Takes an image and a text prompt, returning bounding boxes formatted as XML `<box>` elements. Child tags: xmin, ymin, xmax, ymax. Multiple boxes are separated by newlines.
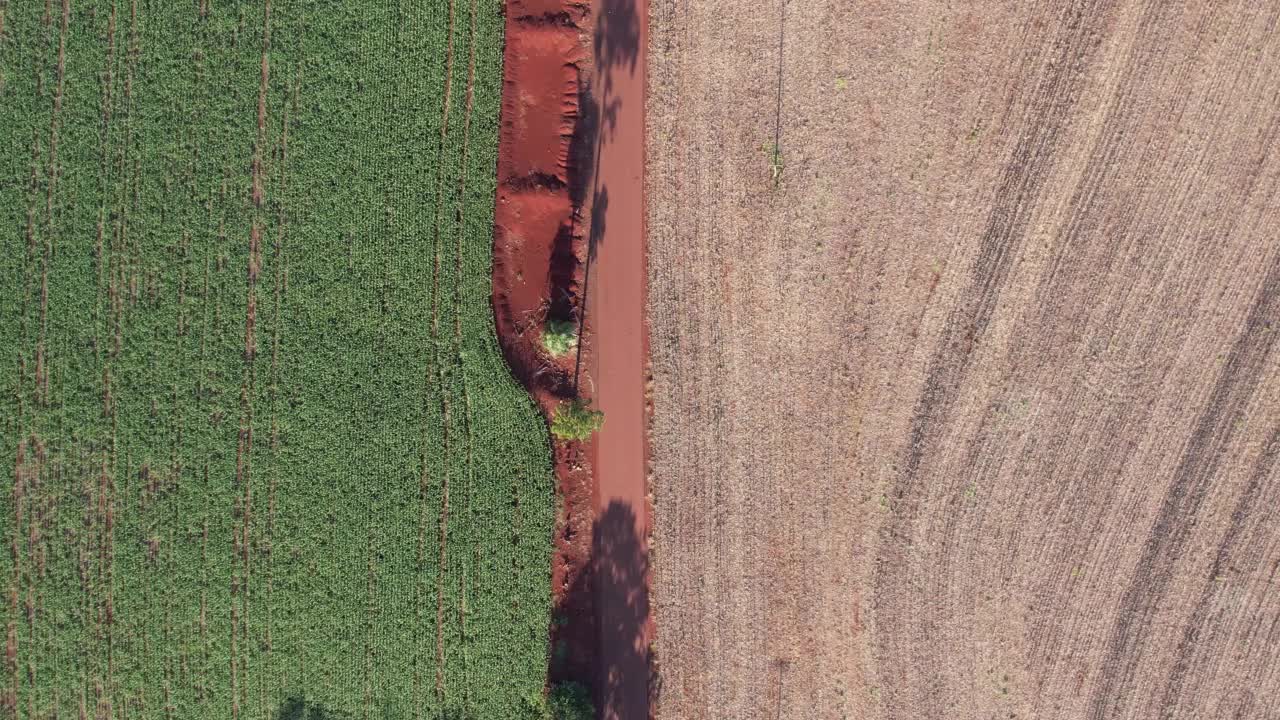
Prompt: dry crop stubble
<box><xmin>647</xmin><ymin>1</ymin><xmax>1280</xmax><ymax>719</ymax></box>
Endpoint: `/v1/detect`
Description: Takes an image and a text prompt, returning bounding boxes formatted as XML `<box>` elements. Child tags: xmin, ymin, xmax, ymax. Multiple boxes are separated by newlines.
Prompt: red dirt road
<box><xmin>586</xmin><ymin>0</ymin><xmax>651</xmax><ymax>718</ymax></box>
<box><xmin>493</xmin><ymin>0</ymin><xmax>651</xmax><ymax>715</ymax></box>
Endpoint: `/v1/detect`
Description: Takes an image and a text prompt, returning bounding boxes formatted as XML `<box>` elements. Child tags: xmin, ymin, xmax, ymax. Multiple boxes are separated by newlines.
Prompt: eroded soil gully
<box><xmin>493</xmin><ymin>0</ymin><xmax>652</xmax><ymax>716</ymax></box>
<box><xmin>491</xmin><ymin>0</ymin><xmax>596</xmax><ymax>694</ymax></box>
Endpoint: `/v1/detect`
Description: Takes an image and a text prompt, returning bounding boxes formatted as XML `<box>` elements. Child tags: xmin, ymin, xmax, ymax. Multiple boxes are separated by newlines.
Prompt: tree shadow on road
<box><xmin>567</xmin><ymin>0</ymin><xmax>640</xmax><ymax>229</ymax></box>
<box><xmin>567</xmin><ymin>0</ymin><xmax>640</xmax><ymax>391</ymax></box>
<box><xmin>591</xmin><ymin>0</ymin><xmax>639</xmax><ymax>152</ymax></box>
<box><xmin>553</xmin><ymin>500</ymin><xmax>653</xmax><ymax>720</ymax></box>
<box><xmin>594</xmin><ymin>500</ymin><xmax>652</xmax><ymax>720</ymax></box>
<box><xmin>595</xmin><ymin>0</ymin><xmax>642</xmax><ymax>84</ymax></box>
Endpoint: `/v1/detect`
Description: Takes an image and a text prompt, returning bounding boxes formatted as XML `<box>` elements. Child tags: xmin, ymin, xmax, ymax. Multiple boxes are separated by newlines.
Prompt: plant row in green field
<box><xmin>0</xmin><ymin>2</ymin><xmax>554</xmax><ymax>719</ymax></box>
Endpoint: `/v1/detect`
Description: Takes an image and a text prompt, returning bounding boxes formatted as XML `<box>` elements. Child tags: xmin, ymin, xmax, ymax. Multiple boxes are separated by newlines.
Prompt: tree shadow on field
<box><xmin>555</xmin><ymin>501</ymin><xmax>653</xmax><ymax>720</ymax></box>
<box><xmin>277</xmin><ymin>697</ymin><xmax>349</xmax><ymax>720</ymax></box>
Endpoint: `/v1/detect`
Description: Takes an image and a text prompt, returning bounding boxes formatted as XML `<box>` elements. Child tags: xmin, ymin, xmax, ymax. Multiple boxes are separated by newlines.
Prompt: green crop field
<box><xmin>0</xmin><ymin>2</ymin><xmax>554</xmax><ymax>719</ymax></box>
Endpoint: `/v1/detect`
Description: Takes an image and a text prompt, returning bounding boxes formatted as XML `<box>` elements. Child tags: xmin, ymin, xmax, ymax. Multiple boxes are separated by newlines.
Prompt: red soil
<box><xmin>493</xmin><ymin>14</ymin><xmax>584</xmax><ymax>367</ymax></box>
<box><xmin>492</xmin><ymin>0</ymin><xmax>598</xmax><ymax>689</ymax></box>
<box><xmin>493</xmin><ymin>1</ymin><xmax>651</xmax><ymax>716</ymax></box>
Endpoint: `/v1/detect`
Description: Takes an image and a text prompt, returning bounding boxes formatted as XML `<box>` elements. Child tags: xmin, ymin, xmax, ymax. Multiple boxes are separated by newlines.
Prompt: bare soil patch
<box><xmin>495</xmin><ymin>1</ymin><xmax>654</xmax><ymax>715</ymax></box>
<box><xmin>646</xmin><ymin>2</ymin><xmax>1280</xmax><ymax>719</ymax></box>
<box><xmin>493</xmin><ymin>0</ymin><xmax>597</xmax><ymax>688</ymax></box>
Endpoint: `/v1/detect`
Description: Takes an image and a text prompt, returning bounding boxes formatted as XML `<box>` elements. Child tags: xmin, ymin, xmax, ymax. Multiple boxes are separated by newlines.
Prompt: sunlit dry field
<box><xmin>647</xmin><ymin>1</ymin><xmax>1280</xmax><ymax>718</ymax></box>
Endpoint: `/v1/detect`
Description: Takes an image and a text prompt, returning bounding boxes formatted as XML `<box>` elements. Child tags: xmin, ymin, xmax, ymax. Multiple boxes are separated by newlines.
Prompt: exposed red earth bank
<box><xmin>493</xmin><ymin>1</ymin><xmax>652</xmax><ymax>714</ymax></box>
<box><xmin>492</xmin><ymin>0</ymin><xmax>596</xmax><ymax>689</ymax></box>
<box><xmin>493</xmin><ymin>0</ymin><xmax>652</xmax><ymax>716</ymax></box>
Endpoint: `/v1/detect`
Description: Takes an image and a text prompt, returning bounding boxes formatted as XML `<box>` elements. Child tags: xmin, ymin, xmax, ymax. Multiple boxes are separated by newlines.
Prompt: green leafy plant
<box><xmin>520</xmin><ymin>692</ymin><xmax>549</xmax><ymax>720</ymax></box>
<box><xmin>550</xmin><ymin>400</ymin><xmax>605</xmax><ymax>440</ymax></box>
<box><xmin>542</xmin><ymin>319</ymin><xmax>578</xmax><ymax>357</ymax></box>
<box><xmin>548</xmin><ymin>682</ymin><xmax>594</xmax><ymax>720</ymax></box>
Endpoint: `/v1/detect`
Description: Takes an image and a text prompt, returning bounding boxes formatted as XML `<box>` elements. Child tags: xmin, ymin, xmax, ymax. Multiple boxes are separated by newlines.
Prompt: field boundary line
<box><xmin>428</xmin><ymin>0</ymin><xmax>461</xmax><ymax>703</ymax></box>
<box><xmin>770</xmin><ymin>0</ymin><xmax>786</xmax><ymax>187</ymax></box>
<box><xmin>232</xmin><ymin>3</ymin><xmax>272</xmax><ymax>717</ymax></box>
<box><xmin>409</xmin><ymin>1</ymin><xmax>449</xmax><ymax>711</ymax></box>
<box><xmin>262</xmin><ymin>59</ymin><xmax>298</xmax><ymax>718</ymax></box>
<box><xmin>448</xmin><ymin>0</ymin><xmax>481</xmax><ymax>707</ymax></box>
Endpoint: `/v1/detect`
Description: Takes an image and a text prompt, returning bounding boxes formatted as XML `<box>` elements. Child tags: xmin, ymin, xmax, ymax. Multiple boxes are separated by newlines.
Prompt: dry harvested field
<box><xmin>647</xmin><ymin>1</ymin><xmax>1280</xmax><ymax>719</ymax></box>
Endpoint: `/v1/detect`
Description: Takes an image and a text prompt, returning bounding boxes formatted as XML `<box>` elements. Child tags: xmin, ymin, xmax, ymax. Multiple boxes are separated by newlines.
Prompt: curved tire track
<box><xmin>871</xmin><ymin>1</ymin><xmax>1119</xmax><ymax>715</ymax></box>
<box><xmin>1085</xmin><ymin>254</ymin><xmax>1280</xmax><ymax>720</ymax></box>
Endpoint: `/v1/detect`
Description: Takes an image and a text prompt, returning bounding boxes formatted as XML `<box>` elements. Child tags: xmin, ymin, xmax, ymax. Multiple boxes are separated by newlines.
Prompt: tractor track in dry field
<box><xmin>645</xmin><ymin>1</ymin><xmax>1280</xmax><ymax>719</ymax></box>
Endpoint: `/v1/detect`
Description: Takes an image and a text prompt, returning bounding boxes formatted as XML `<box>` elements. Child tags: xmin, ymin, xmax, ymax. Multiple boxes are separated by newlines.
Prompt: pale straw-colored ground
<box><xmin>646</xmin><ymin>2</ymin><xmax>1280</xmax><ymax>718</ymax></box>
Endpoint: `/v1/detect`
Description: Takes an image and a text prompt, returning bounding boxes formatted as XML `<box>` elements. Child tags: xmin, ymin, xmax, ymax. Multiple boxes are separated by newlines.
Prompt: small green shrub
<box><xmin>542</xmin><ymin>319</ymin><xmax>578</xmax><ymax>357</ymax></box>
<box><xmin>548</xmin><ymin>682</ymin><xmax>594</xmax><ymax>720</ymax></box>
<box><xmin>553</xmin><ymin>638</ymin><xmax>569</xmax><ymax>665</ymax></box>
<box><xmin>550</xmin><ymin>400</ymin><xmax>604</xmax><ymax>441</ymax></box>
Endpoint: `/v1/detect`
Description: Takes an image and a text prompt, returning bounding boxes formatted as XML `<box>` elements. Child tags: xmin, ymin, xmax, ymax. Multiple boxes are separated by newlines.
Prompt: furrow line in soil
<box><xmin>873</xmin><ymin>1</ymin><xmax>1119</xmax><ymax>715</ymax></box>
<box><xmin>33</xmin><ymin>0</ymin><xmax>67</xmax><ymax>409</ymax></box>
<box><xmin>411</xmin><ymin>3</ymin><xmax>435</xmax><ymax>686</ymax></box>
<box><xmin>262</xmin><ymin>60</ymin><xmax>297</xmax><ymax>715</ymax></box>
<box><xmin>362</xmin><ymin>493</ymin><xmax>379</xmax><ymax>720</ymax></box>
<box><xmin>200</xmin><ymin>508</ymin><xmax>209</xmax><ymax>706</ymax></box>
<box><xmin>430</xmin><ymin>0</ymin><xmax>460</xmax><ymax>702</ymax></box>
<box><xmin>8</xmin><ymin>440</ymin><xmax>27</xmax><ymax>716</ymax></box>
<box><xmin>1026</xmin><ymin>6</ymin><xmax>1280</xmax><ymax>701</ymax></box>
<box><xmin>451</xmin><ymin>0</ymin><xmax>480</xmax><ymax>707</ymax></box>
<box><xmin>1157</xmin><ymin>426</ymin><xmax>1280</xmax><ymax>718</ymax></box>
<box><xmin>1038</xmin><ymin>0</ymin><xmax>1235</xmax><ymax>297</ymax></box>
<box><xmin>92</xmin><ymin>2</ymin><xmax>118</xmax><ymax>367</ymax></box>
<box><xmin>1085</xmin><ymin>251</ymin><xmax>1280</xmax><ymax>719</ymax></box>
<box><xmin>235</xmin><ymin>4</ymin><xmax>271</xmax><ymax>715</ymax></box>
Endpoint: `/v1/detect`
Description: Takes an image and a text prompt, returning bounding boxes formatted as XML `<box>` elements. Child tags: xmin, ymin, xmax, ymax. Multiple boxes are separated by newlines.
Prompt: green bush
<box><xmin>550</xmin><ymin>400</ymin><xmax>605</xmax><ymax>441</ymax></box>
<box><xmin>548</xmin><ymin>682</ymin><xmax>594</xmax><ymax>720</ymax></box>
<box><xmin>542</xmin><ymin>319</ymin><xmax>578</xmax><ymax>357</ymax></box>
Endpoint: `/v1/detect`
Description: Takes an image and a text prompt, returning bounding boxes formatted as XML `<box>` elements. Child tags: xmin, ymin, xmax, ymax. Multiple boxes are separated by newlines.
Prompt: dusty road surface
<box><xmin>647</xmin><ymin>1</ymin><xmax>1280</xmax><ymax>719</ymax></box>
<box><xmin>586</xmin><ymin>0</ymin><xmax>653</xmax><ymax>719</ymax></box>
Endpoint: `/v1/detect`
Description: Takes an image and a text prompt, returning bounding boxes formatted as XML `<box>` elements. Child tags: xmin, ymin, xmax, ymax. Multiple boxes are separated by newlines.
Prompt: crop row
<box><xmin>0</xmin><ymin>2</ymin><xmax>553</xmax><ymax>719</ymax></box>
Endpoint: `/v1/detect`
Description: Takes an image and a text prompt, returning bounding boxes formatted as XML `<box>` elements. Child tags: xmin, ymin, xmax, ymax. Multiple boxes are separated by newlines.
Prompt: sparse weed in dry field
<box><xmin>761</xmin><ymin>141</ymin><xmax>785</xmax><ymax>187</ymax></box>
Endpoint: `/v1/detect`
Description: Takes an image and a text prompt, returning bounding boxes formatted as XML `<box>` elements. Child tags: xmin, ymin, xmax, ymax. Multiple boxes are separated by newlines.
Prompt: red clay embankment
<box><xmin>493</xmin><ymin>1</ymin><xmax>652</xmax><ymax>716</ymax></box>
<box><xmin>492</xmin><ymin>0</ymin><xmax>597</xmax><ymax>689</ymax></box>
